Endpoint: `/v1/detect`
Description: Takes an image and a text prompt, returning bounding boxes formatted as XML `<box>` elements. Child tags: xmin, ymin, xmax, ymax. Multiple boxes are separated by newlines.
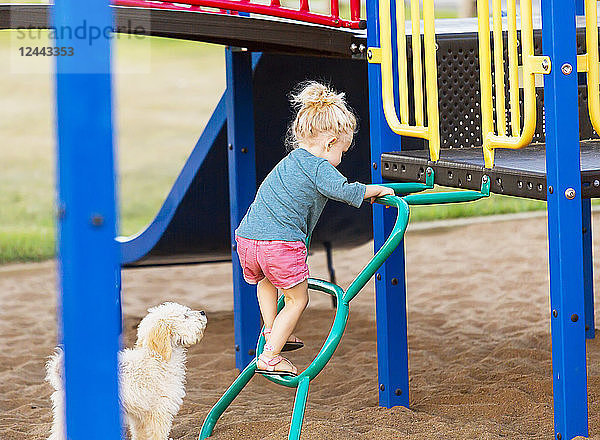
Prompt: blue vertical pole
<box><xmin>366</xmin><ymin>0</ymin><xmax>409</xmax><ymax>408</ymax></box>
<box><xmin>541</xmin><ymin>0</ymin><xmax>589</xmax><ymax>436</ymax></box>
<box><xmin>226</xmin><ymin>47</ymin><xmax>261</xmax><ymax>371</ymax></box>
<box><xmin>582</xmin><ymin>199</ymin><xmax>595</xmax><ymax>339</ymax></box>
<box><xmin>52</xmin><ymin>0</ymin><xmax>122</xmax><ymax>439</ymax></box>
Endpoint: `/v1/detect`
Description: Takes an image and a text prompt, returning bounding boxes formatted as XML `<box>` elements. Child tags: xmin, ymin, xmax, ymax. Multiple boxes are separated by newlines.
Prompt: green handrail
<box><xmin>403</xmin><ymin>175</ymin><xmax>490</xmax><ymax>205</ymax></box>
<box><xmin>343</xmin><ymin>196</ymin><xmax>410</xmax><ymax>303</ymax></box>
<box><xmin>404</xmin><ymin>191</ymin><xmax>488</xmax><ymax>204</ymax></box>
<box><xmin>380</xmin><ymin>165</ymin><xmax>435</xmax><ymax>194</ymax></box>
<box><xmin>199</xmin><ymin>359</ymin><xmax>257</xmax><ymax>439</ymax></box>
<box><xmin>257</xmin><ymin>279</ymin><xmax>347</xmax><ymax>387</ymax></box>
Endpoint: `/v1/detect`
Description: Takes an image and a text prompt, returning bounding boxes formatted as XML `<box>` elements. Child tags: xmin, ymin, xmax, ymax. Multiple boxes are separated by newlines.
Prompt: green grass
<box><xmin>1</xmin><ymin>30</ymin><xmax>226</xmax><ymax>263</ymax></box>
<box><xmin>0</xmin><ymin>227</ymin><xmax>56</xmax><ymax>263</ymax></box>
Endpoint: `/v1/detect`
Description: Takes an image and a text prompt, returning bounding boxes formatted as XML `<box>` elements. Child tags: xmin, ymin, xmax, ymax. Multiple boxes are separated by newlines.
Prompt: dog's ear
<box><xmin>147</xmin><ymin>319</ymin><xmax>172</xmax><ymax>361</ymax></box>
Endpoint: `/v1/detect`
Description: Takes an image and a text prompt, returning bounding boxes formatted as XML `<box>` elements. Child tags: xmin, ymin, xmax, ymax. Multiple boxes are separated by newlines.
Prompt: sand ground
<box><xmin>2</xmin><ymin>214</ymin><xmax>600</xmax><ymax>439</ymax></box>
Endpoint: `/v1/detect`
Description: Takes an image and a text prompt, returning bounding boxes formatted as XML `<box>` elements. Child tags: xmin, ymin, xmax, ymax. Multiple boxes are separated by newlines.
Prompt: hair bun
<box><xmin>287</xmin><ymin>80</ymin><xmax>357</xmax><ymax>150</ymax></box>
<box><xmin>291</xmin><ymin>81</ymin><xmax>345</xmax><ymax>111</ymax></box>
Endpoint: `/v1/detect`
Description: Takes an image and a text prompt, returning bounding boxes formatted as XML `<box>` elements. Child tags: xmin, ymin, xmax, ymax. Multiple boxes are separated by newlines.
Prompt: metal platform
<box><xmin>381</xmin><ymin>141</ymin><xmax>600</xmax><ymax>200</ymax></box>
<box><xmin>375</xmin><ymin>16</ymin><xmax>600</xmax><ymax>201</ymax></box>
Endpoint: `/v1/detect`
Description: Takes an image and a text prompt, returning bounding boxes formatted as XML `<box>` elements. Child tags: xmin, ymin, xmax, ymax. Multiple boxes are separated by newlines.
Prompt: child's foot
<box><xmin>287</xmin><ymin>334</ymin><xmax>303</xmax><ymax>344</ymax></box>
<box><xmin>256</xmin><ymin>353</ymin><xmax>298</xmax><ymax>376</ymax></box>
<box><xmin>283</xmin><ymin>334</ymin><xmax>304</xmax><ymax>352</ymax></box>
<box><xmin>262</xmin><ymin>329</ymin><xmax>304</xmax><ymax>352</ymax></box>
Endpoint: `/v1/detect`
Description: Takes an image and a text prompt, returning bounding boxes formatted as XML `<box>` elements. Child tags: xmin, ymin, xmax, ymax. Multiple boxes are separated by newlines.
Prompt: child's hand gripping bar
<box><xmin>378</xmin><ymin>168</ymin><xmax>491</xmax><ymax>205</ymax></box>
<box><xmin>347</xmin><ymin>172</ymin><xmax>491</xmax><ymax>304</ymax></box>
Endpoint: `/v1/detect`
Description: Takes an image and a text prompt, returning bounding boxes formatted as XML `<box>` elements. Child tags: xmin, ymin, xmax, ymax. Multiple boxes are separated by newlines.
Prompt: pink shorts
<box><xmin>235</xmin><ymin>235</ymin><xmax>309</xmax><ymax>290</ymax></box>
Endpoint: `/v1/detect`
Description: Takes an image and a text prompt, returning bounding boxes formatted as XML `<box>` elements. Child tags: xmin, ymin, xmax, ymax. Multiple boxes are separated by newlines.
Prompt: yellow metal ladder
<box><xmin>367</xmin><ymin>0</ymin><xmax>441</xmax><ymax>162</ymax></box>
<box><xmin>368</xmin><ymin>0</ymin><xmax>564</xmax><ymax>169</ymax></box>
<box><xmin>476</xmin><ymin>0</ymin><xmax>551</xmax><ymax>168</ymax></box>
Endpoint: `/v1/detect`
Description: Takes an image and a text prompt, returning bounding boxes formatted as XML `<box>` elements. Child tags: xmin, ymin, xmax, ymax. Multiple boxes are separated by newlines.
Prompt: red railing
<box><xmin>114</xmin><ymin>0</ymin><xmax>365</xmax><ymax>29</ymax></box>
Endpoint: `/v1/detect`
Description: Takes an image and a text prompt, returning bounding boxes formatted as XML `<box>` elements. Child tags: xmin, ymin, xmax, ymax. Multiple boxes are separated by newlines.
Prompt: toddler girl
<box><xmin>234</xmin><ymin>81</ymin><xmax>394</xmax><ymax>376</ymax></box>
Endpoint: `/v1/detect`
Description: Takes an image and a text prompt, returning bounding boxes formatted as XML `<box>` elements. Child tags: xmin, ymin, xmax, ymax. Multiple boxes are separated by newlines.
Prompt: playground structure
<box><xmin>2</xmin><ymin>0</ymin><xmax>598</xmax><ymax>438</ymax></box>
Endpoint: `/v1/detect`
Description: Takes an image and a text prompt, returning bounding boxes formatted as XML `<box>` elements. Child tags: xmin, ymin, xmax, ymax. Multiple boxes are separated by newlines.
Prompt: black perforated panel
<box><xmin>405</xmin><ymin>28</ymin><xmax>598</xmax><ymax>152</ymax></box>
<box><xmin>437</xmin><ymin>35</ymin><xmax>483</xmax><ymax>149</ymax></box>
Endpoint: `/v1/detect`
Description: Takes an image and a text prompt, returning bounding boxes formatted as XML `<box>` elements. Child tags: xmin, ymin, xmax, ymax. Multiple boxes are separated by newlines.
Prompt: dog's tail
<box><xmin>45</xmin><ymin>346</ymin><xmax>64</xmax><ymax>391</ymax></box>
<box><xmin>46</xmin><ymin>347</ymin><xmax>66</xmax><ymax>440</ymax></box>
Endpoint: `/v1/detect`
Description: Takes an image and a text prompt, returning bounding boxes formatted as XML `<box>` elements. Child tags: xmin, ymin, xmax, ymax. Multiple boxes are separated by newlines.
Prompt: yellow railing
<box><xmin>476</xmin><ymin>0</ymin><xmax>551</xmax><ymax>168</ymax></box>
<box><xmin>367</xmin><ymin>0</ymin><xmax>440</xmax><ymax>162</ymax></box>
<box><xmin>579</xmin><ymin>0</ymin><xmax>600</xmax><ymax>135</ymax></box>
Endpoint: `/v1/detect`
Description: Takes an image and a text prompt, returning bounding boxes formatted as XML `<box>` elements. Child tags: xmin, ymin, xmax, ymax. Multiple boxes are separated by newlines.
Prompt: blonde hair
<box><xmin>287</xmin><ymin>81</ymin><xmax>357</xmax><ymax>149</ymax></box>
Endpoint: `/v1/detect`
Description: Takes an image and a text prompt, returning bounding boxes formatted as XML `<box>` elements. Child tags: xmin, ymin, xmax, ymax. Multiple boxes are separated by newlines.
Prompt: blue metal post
<box><xmin>541</xmin><ymin>0</ymin><xmax>589</xmax><ymax>436</ymax></box>
<box><xmin>52</xmin><ymin>0</ymin><xmax>122</xmax><ymax>439</ymax></box>
<box><xmin>582</xmin><ymin>199</ymin><xmax>595</xmax><ymax>339</ymax></box>
<box><xmin>366</xmin><ymin>0</ymin><xmax>409</xmax><ymax>408</ymax></box>
<box><xmin>226</xmin><ymin>47</ymin><xmax>261</xmax><ymax>370</ymax></box>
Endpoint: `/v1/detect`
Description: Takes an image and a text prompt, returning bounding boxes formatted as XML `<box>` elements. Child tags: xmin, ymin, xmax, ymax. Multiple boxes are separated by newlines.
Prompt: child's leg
<box><xmin>257</xmin><ymin>278</ymin><xmax>304</xmax><ymax>344</ymax></box>
<box><xmin>264</xmin><ymin>280</ymin><xmax>309</xmax><ymax>356</ymax></box>
<box><xmin>257</xmin><ymin>277</ymin><xmax>278</xmax><ymax>330</ymax></box>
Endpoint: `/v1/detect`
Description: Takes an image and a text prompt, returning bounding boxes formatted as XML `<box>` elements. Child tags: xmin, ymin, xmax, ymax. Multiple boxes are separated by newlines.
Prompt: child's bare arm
<box><xmin>364</xmin><ymin>185</ymin><xmax>395</xmax><ymax>203</ymax></box>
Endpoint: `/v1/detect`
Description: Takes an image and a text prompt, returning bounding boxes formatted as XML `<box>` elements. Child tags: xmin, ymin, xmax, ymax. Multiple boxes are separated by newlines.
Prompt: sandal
<box><xmin>255</xmin><ymin>353</ymin><xmax>298</xmax><ymax>377</ymax></box>
<box><xmin>262</xmin><ymin>329</ymin><xmax>304</xmax><ymax>352</ymax></box>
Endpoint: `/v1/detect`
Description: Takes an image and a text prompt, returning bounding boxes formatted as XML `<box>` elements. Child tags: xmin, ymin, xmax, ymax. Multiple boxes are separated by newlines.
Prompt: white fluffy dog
<box><xmin>46</xmin><ymin>302</ymin><xmax>207</xmax><ymax>440</ymax></box>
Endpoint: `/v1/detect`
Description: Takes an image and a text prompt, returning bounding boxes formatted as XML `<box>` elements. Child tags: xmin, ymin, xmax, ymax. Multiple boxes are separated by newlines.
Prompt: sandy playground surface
<box><xmin>2</xmin><ymin>214</ymin><xmax>600</xmax><ymax>439</ymax></box>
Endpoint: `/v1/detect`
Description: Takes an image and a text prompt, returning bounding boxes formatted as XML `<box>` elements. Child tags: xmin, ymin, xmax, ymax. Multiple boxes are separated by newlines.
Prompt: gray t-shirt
<box><xmin>235</xmin><ymin>147</ymin><xmax>367</xmax><ymax>244</ymax></box>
